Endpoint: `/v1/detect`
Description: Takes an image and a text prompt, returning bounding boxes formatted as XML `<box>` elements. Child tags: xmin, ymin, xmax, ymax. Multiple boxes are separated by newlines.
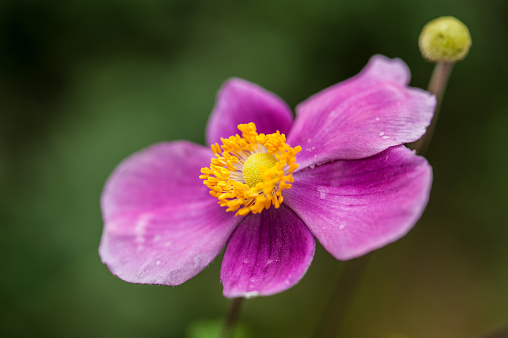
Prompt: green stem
<box><xmin>221</xmin><ymin>297</ymin><xmax>244</xmax><ymax>338</ymax></box>
<box><xmin>311</xmin><ymin>255</ymin><xmax>372</xmax><ymax>338</ymax></box>
<box><xmin>413</xmin><ymin>62</ymin><xmax>454</xmax><ymax>155</ymax></box>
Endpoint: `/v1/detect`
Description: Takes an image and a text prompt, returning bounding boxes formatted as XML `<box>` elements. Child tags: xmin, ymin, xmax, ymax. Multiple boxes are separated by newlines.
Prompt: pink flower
<box><xmin>99</xmin><ymin>55</ymin><xmax>435</xmax><ymax>298</ymax></box>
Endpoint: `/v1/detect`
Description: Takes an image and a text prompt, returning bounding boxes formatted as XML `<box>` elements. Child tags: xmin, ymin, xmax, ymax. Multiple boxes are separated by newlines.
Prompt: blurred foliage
<box><xmin>186</xmin><ymin>318</ymin><xmax>249</xmax><ymax>338</ymax></box>
<box><xmin>1</xmin><ymin>0</ymin><xmax>507</xmax><ymax>337</ymax></box>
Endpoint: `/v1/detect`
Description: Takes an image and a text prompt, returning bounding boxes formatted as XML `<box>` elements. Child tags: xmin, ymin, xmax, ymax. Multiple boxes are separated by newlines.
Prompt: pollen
<box><xmin>199</xmin><ymin>122</ymin><xmax>301</xmax><ymax>216</ymax></box>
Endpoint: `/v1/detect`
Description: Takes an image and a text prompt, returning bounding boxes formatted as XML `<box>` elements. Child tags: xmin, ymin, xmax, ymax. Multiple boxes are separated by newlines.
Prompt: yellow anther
<box><xmin>201</xmin><ymin>122</ymin><xmax>301</xmax><ymax>216</ymax></box>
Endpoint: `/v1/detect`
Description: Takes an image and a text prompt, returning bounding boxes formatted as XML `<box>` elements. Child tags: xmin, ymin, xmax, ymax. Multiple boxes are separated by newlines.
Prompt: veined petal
<box><xmin>288</xmin><ymin>55</ymin><xmax>436</xmax><ymax>168</ymax></box>
<box><xmin>206</xmin><ymin>78</ymin><xmax>293</xmax><ymax>146</ymax></box>
<box><xmin>221</xmin><ymin>205</ymin><xmax>315</xmax><ymax>298</ymax></box>
<box><xmin>99</xmin><ymin>141</ymin><xmax>240</xmax><ymax>285</ymax></box>
<box><xmin>284</xmin><ymin>146</ymin><xmax>432</xmax><ymax>260</ymax></box>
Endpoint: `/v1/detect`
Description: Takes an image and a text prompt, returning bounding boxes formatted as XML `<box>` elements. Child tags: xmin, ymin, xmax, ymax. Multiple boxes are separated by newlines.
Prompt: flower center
<box><xmin>242</xmin><ymin>153</ymin><xmax>277</xmax><ymax>187</ymax></box>
<box><xmin>200</xmin><ymin>122</ymin><xmax>301</xmax><ymax>216</ymax></box>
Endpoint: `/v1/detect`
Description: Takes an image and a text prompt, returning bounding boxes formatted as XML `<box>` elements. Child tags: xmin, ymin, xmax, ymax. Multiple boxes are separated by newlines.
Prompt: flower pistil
<box><xmin>200</xmin><ymin>122</ymin><xmax>301</xmax><ymax>216</ymax></box>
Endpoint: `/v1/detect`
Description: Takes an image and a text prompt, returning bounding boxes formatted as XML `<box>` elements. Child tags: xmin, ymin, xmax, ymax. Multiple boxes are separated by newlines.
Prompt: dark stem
<box><xmin>221</xmin><ymin>297</ymin><xmax>244</xmax><ymax>338</ymax></box>
<box><xmin>481</xmin><ymin>324</ymin><xmax>508</xmax><ymax>338</ymax></box>
<box><xmin>311</xmin><ymin>255</ymin><xmax>372</xmax><ymax>338</ymax></box>
<box><xmin>413</xmin><ymin>62</ymin><xmax>454</xmax><ymax>155</ymax></box>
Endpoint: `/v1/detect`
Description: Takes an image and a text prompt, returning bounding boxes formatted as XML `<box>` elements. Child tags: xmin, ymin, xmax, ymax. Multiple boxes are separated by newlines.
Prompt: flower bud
<box><xmin>419</xmin><ymin>16</ymin><xmax>471</xmax><ymax>62</ymax></box>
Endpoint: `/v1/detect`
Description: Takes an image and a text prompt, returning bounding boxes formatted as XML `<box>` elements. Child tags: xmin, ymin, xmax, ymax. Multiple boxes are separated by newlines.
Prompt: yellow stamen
<box><xmin>200</xmin><ymin>122</ymin><xmax>302</xmax><ymax>216</ymax></box>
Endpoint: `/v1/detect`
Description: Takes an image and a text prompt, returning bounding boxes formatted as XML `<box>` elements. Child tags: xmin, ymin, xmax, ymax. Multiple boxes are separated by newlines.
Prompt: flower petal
<box><xmin>284</xmin><ymin>146</ymin><xmax>432</xmax><ymax>260</ymax></box>
<box><xmin>221</xmin><ymin>205</ymin><xmax>315</xmax><ymax>298</ymax></box>
<box><xmin>99</xmin><ymin>141</ymin><xmax>239</xmax><ymax>285</ymax></box>
<box><xmin>288</xmin><ymin>55</ymin><xmax>436</xmax><ymax>168</ymax></box>
<box><xmin>206</xmin><ymin>78</ymin><xmax>294</xmax><ymax>146</ymax></box>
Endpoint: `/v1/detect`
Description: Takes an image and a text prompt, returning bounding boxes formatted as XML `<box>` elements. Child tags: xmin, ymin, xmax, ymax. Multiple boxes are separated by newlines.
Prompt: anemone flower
<box><xmin>99</xmin><ymin>55</ymin><xmax>435</xmax><ymax>298</ymax></box>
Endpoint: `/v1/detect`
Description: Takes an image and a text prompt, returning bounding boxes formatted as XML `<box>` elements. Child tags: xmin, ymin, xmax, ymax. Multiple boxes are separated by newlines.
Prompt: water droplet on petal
<box><xmin>317</xmin><ymin>186</ymin><xmax>328</xmax><ymax>199</ymax></box>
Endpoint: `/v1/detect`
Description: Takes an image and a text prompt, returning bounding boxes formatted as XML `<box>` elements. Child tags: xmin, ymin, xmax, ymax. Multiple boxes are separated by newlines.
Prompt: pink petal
<box><xmin>206</xmin><ymin>78</ymin><xmax>293</xmax><ymax>146</ymax></box>
<box><xmin>99</xmin><ymin>141</ymin><xmax>239</xmax><ymax>285</ymax></box>
<box><xmin>288</xmin><ymin>55</ymin><xmax>436</xmax><ymax>168</ymax></box>
<box><xmin>221</xmin><ymin>205</ymin><xmax>315</xmax><ymax>298</ymax></box>
<box><xmin>284</xmin><ymin>146</ymin><xmax>432</xmax><ymax>260</ymax></box>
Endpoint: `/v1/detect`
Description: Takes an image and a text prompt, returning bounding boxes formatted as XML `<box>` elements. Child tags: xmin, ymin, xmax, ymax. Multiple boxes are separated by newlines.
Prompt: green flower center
<box><xmin>242</xmin><ymin>153</ymin><xmax>278</xmax><ymax>188</ymax></box>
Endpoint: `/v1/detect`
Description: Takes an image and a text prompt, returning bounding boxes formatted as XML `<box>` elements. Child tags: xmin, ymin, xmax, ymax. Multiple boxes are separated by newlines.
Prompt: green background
<box><xmin>1</xmin><ymin>0</ymin><xmax>507</xmax><ymax>337</ymax></box>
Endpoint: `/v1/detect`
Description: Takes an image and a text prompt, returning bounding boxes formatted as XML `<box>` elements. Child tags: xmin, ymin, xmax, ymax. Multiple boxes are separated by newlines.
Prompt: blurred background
<box><xmin>1</xmin><ymin>0</ymin><xmax>507</xmax><ymax>337</ymax></box>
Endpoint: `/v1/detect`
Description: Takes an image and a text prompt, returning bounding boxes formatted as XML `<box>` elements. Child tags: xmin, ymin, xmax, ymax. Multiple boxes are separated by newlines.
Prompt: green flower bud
<box><xmin>419</xmin><ymin>16</ymin><xmax>472</xmax><ymax>62</ymax></box>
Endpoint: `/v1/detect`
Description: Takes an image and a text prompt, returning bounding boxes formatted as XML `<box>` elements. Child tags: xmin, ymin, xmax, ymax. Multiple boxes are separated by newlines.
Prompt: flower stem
<box><xmin>221</xmin><ymin>297</ymin><xmax>244</xmax><ymax>338</ymax></box>
<box><xmin>413</xmin><ymin>62</ymin><xmax>454</xmax><ymax>155</ymax></box>
<box><xmin>311</xmin><ymin>255</ymin><xmax>372</xmax><ymax>338</ymax></box>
